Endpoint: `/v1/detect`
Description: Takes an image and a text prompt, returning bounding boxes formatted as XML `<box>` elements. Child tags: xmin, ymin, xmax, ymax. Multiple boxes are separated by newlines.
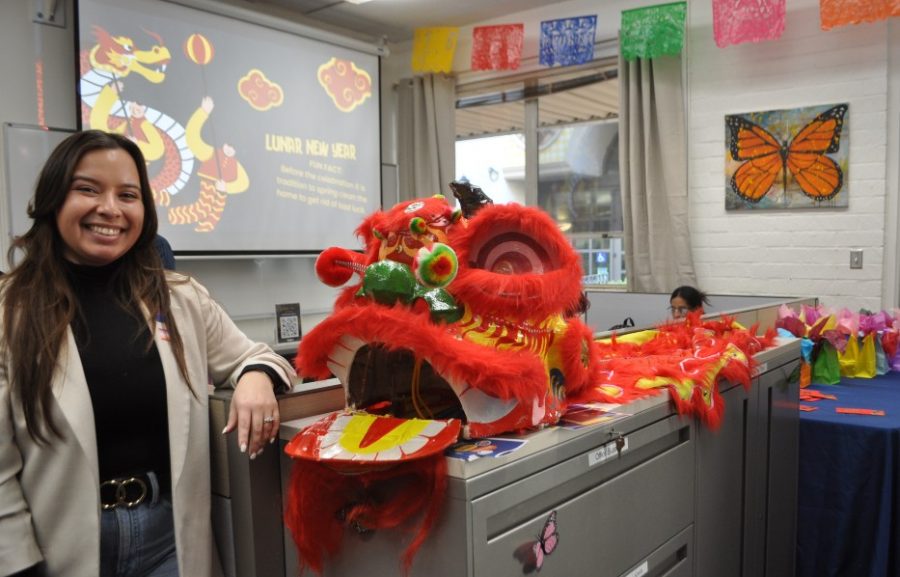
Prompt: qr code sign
<box><xmin>279</xmin><ymin>315</ymin><xmax>300</xmax><ymax>340</ymax></box>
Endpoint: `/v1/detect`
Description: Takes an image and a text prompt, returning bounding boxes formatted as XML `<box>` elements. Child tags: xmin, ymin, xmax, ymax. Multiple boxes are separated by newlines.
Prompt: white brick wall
<box><xmin>687</xmin><ymin>0</ymin><xmax>894</xmax><ymax>312</ymax></box>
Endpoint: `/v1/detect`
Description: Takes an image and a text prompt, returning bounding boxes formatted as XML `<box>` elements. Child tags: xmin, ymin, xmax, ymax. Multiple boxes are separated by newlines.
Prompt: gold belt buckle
<box><xmin>100</xmin><ymin>476</ymin><xmax>148</xmax><ymax>510</ymax></box>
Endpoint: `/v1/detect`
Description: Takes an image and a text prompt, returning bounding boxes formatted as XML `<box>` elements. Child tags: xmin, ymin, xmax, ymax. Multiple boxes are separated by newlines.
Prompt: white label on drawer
<box><xmin>587</xmin><ymin>438</ymin><xmax>628</xmax><ymax>467</ymax></box>
<box><xmin>624</xmin><ymin>561</ymin><xmax>648</xmax><ymax>577</ymax></box>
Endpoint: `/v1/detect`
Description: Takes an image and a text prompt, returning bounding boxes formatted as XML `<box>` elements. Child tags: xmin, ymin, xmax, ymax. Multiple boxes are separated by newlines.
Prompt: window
<box><xmin>455</xmin><ymin>62</ymin><xmax>625</xmax><ymax>286</ymax></box>
<box><xmin>455</xmin><ymin>134</ymin><xmax>525</xmax><ymax>205</ymax></box>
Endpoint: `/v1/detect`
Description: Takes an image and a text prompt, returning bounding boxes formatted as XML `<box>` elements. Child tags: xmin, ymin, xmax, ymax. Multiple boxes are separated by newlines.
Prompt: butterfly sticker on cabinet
<box><xmin>725</xmin><ymin>103</ymin><xmax>849</xmax><ymax>210</ymax></box>
<box><xmin>514</xmin><ymin>509</ymin><xmax>560</xmax><ymax>573</ymax></box>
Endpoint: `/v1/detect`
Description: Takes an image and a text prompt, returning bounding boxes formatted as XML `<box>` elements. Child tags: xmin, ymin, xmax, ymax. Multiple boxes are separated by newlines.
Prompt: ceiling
<box><xmin>252</xmin><ymin>0</ymin><xmax>557</xmax><ymax>43</ymax></box>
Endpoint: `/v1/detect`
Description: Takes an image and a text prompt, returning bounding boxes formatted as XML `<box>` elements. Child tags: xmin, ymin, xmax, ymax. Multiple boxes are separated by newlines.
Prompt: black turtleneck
<box><xmin>65</xmin><ymin>260</ymin><xmax>171</xmax><ymax>493</ymax></box>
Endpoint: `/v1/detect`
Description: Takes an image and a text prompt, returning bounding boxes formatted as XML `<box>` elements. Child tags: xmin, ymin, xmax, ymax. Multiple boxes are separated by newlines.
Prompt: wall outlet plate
<box><xmin>850</xmin><ymin>249</ymin><xmax>863</xmax><ymax>269</ymax></box>
<box><xmin>33</xmin><ymin>0</ymin><xmax>66</xmax><ymax>28</ymax></box>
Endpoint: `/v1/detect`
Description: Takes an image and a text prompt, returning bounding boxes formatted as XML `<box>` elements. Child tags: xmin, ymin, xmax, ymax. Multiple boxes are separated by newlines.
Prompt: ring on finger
<box><xmin>263</xmin><ymin>416</ymin><xmax>275</xmax><ymax>424</ymax></box>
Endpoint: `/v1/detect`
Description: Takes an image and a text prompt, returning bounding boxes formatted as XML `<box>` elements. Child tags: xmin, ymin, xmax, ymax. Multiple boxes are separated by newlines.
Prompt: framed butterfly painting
<box><xmin>725</xmin><ymin>103</ymin><xmax>849</xmax><ymax>210</ymax></box>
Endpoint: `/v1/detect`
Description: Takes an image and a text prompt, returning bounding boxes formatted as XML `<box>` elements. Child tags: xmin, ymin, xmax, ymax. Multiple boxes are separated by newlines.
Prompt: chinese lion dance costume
<box><xmin>285</xmin><ymin>189</ymin><xmax>600</xmax><ymax>573</ymax></box>
<box><xmin>282</xmin><ymin>188</ymin><xmax>774</xmax><ymax>574</ymax></box>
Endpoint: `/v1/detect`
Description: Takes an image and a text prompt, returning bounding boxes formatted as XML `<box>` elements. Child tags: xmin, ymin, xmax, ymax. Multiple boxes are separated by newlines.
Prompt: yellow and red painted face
<box><xmin>284</xmin><ymin>412</ymin><xmax>462</xmax><ymax>465</ymax></box>
<box><xmin>375</xmin><ymin>199</ymin><xmax>454</xmax><ymax>266</ymax></box>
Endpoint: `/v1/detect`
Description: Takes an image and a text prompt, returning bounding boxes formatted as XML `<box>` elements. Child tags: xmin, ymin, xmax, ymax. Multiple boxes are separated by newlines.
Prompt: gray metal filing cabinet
<box><xmin>209</xmin><ymin>394</ymin><xmax>287</xmax><ymax>577</ymax></box>
<box><xmin>212</xmin><ymin>339</ymin><xmax>800</xmax><ymax>577</ymax></box>
<box><xmin>694</xmin><ymin>343</ymin><xmax>801</xmax><ymax>577</ymax></box>
<box><xmin>280</xmin><ymin>393</ymin><xmax>695</xmax><ymax>577</ymax></box>
<box><xmin>209</xmin><ymin>379</ymin><xmax>345</xmax><ymax>577</ymax></box>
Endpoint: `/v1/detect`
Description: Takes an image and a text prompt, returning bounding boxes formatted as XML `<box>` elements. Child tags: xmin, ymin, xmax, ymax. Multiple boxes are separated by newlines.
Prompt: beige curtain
<box><xmin>396</xmin><ymin>74</ymin><xmax>457</xmax><ymax>203</ymax></box>
<box><xmin>619</xmin><ymin>53</ymin><xmax>695</xmax><ymax>293</ymax></box>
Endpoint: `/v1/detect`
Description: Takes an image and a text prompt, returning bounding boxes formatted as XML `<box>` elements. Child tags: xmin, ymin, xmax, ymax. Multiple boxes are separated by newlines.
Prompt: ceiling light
<box><xmin>344</xmin><ymin>0</ymin><xmax>373</xmax><ymax>4</ymax></box>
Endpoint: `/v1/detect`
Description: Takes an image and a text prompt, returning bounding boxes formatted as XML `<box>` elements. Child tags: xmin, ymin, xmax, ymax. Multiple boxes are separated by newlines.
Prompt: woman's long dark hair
<box><xmin>2</xmin><ymin>130</ymin><xmax>191</xmax><ymax>443</ymax></box>
<box><xmin>669</xmin><ymin>285</ymin><xmax>710</xmax><ymax>311</ymax></box>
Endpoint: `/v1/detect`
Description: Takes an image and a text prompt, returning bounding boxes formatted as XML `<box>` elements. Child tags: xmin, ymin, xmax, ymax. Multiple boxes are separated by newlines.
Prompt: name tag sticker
<box><xmin>587</xmin><ymin>437</ymin><xmax>628</xmax><ymax>467</ymax></box>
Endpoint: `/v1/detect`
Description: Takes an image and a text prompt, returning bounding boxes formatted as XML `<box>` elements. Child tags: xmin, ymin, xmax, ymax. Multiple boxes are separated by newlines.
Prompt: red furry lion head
<box><xmin>296</xmin><ymin>194</ymin><xmax>598</xmax><ymax>439</ymax></box>
<box><xmin>284</xmin><ymin>193</ymin><xmax>600</xmax><ymax>574</ymax></box>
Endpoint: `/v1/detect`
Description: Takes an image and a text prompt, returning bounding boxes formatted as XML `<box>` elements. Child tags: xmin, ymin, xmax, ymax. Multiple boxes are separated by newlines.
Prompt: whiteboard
<box><xmin>2</xmin><ymin>123</ymin><xmax>74</xmax><ymax>243</ymax></box>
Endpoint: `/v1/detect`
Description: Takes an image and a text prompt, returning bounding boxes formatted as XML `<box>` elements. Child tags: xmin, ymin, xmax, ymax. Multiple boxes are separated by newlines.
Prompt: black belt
<box><xmin>100</xmin><ymin>472</ymin><xmax>157</xmax><ymax>510</ymax></box>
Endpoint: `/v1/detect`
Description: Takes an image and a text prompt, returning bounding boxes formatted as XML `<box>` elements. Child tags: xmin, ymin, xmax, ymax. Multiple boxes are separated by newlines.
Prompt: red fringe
<box><xmin>296</xmin><ymin>304</ymin><xmax>548</xmax><ymax>403</ymax></box>
<box><xmin>284</xmin><ymin>456</ymin><xmax>448</xmax><ymax>575</ymax></box>
<box><xmin>558</xmin><ymin>318</ymin><xmax>601</xmax><ymax>397</ymax></box>
<box><xmin>572</xmin><ymin>315</ymin><xmax>775</xmax><ymax>430</ymax></box>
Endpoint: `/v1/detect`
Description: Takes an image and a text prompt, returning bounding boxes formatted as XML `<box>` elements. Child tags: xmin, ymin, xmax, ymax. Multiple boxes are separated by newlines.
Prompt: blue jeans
<box><xmin>99</xmin><ymin>472</ymin><xmax>178</xmax><ymax>577</ymax></box>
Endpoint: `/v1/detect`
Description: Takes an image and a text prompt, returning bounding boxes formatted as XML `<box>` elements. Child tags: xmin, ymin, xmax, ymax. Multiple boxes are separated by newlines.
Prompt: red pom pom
<box><xmin>316</xmin><ymin>247</ymin><xmax>360</xmax><ymax>287</ymax></box>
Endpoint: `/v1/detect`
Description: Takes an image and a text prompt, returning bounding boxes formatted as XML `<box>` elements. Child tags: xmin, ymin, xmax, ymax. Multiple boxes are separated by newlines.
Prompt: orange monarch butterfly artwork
<box><xmin>725</xmin><ymin>103</ymin><xmax>849</xmax><ymax>210</ymax></box>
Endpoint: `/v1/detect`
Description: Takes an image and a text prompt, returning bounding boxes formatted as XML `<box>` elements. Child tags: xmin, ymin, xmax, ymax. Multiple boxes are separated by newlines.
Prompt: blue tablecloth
<box><xmin>797</xmin><ymin>374</ymin><xmax>900</xmax><ymax>577</ymax></box>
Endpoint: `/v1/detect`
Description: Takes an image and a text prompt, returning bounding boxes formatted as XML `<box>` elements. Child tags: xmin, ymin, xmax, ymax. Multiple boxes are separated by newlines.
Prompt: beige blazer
<box><xmin>0</xmin><ymin>274</ymin><xmax>294</xmax><ymax>577</ymax></box>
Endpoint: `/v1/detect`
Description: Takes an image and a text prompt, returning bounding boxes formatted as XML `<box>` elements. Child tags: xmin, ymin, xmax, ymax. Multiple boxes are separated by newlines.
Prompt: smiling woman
<box><xmin>56</xmin><ymin>148</ymin><xmax>145</xmax><ymax>266</ymax></box>
<box><xmin>0</xmin><ymin>130</ymin><xmax>295</xmax><ymax>577</ymax></box>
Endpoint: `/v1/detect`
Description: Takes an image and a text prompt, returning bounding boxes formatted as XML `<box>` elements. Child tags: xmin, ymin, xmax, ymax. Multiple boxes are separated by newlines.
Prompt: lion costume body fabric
<box><xmin>284</xmin><ymin>194</ymin><xmax>773</xmax><ymax>574</ymax></box>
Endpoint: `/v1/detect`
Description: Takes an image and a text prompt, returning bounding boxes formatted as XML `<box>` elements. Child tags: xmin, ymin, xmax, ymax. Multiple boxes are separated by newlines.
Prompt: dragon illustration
<box><xmin>79</xmin><ymin>25</ymin><xmax>193</xmax><ymax>205</ymax></box>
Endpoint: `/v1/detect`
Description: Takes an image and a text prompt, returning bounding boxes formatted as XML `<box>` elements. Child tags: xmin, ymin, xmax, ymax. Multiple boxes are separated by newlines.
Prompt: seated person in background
<box><xmin>670</xmin><ymin>285</ymin><xmax>710</xmax><ymax>320</ymax></box>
